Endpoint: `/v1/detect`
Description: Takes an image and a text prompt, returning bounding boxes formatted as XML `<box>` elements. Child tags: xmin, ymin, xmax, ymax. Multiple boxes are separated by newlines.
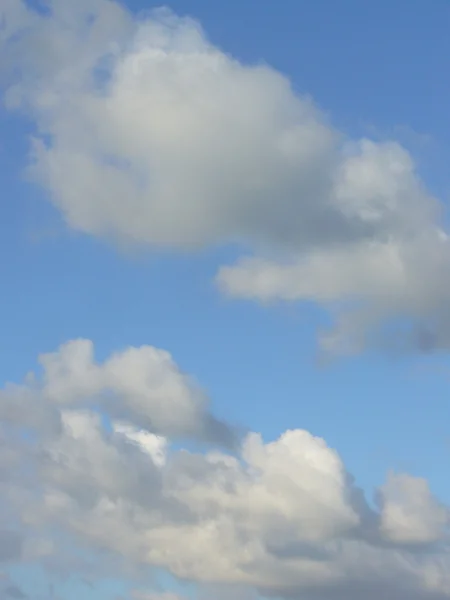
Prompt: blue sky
<box><xmin>2</xmin><ymin>1</ymin><xmax>450</xmax><ymax>599</ymax></box>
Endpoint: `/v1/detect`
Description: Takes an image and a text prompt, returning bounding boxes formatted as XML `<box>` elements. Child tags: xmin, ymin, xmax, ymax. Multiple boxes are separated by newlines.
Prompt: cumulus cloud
<box><xmin>378</xmin><ymin>473</ymin><xmax>449</xmax><ymax>545</ymax></box>
<box><xmin>2</xmin><ymin>0</ymin><xmax>345</xmax><ymax>250</ymax></box>
<box><xmin>3</xmin><ymin>0</ymin><xmax>450</xmax><ymax>353</ymax></box>
<box><xmin>1</xmin><ymin>338</ymin><xmax>234</xmax><ymax>445</ymax></box>
<box><xmin>4</xmin><ymin>3</ymin><xmax>450</xmax><ymax>598</ymax></box>
<box><xmin>0</xmin><ymin>340</ymin><xmax>450</xmax><ymax>599</ymax></box>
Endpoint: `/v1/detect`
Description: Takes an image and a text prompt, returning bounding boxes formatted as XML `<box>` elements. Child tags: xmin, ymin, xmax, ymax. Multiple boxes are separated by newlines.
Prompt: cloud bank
<box><xmin>0</xmin><ymin>339</ymin><xmax>449</xmax><ymax>599</ymax></box>
<box><xmin>3</xmin><ymin>0</ymin><xmax>450</xmax><ymax>354</ymax></box>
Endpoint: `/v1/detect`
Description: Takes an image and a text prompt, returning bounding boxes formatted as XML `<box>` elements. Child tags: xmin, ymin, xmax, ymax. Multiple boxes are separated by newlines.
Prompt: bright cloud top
<box><xmin>3</xmin><ymin>0</ymin><xmax>450</xmax><ymax>353</ymax></box>
<box><xmin>0</xmin><ymin>339</ymin><xmax>450</xmax><ymax>599</ymax></box>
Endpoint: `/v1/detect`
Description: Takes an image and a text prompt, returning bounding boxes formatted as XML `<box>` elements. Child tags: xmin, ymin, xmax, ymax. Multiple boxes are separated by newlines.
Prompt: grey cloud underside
<box><xmin>0</xmin><ymin>531</ymin><xmax>23</xmax><ymax>562</ymax></box>
<box><xmin>2</xmin><ymin>586</ymin><xmax>27</xmax><ymax>600</ymax></box>
<box><xmin>3</xmin><ymin>0</ymin><xmax>450</xmax><ymax>354</ymax></box>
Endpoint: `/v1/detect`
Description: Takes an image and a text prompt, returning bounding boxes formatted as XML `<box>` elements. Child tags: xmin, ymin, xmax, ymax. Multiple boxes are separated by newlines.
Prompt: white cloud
<box><xmin>4</xmin><ymin>1</ymin><xmax>450</xmax><ymax>353</ymax></box>
<box><xmin>217</xmin><ymin>140</ymin><xmax>450</xmax><ymax>355</ymax></box>
<box><xmin>2</xmin><ymin>0</ymin><xmax>340</xmax><ymax>249</ymax></box>
<box><xmin>1</xmin><ymin>341</ymin><xmax>450</xmax><ymax>599</ymax></box>
<box><xmin>217</xmin><ymin>229</ymin><xmax>450</xmax><ymax>355</ymax></box>
<box><xmin>113</xmin><ymin>422</ymin><xmax>167</xmax><ymax>467</ymax></box>
<box><xmin>2</xmin><ymin>4</ymin><xmax>450</xmax><ymax>597</ymax></box>
<box><xmin>0</xmin><ymin>338</ymin><xmax>234</xmax><ymax>445</ymax></box>
<box><xmin>379</xmin><ymin>473</ymin><xmax>449</xmax><ymax>545</ymax></box>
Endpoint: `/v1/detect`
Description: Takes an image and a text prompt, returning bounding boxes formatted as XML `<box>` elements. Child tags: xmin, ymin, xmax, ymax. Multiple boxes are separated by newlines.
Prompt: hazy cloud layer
<box><xmin>3</xmin><ymin>0</ymin><xmax>450</xmax><ymax>354</ymax></box>
<box><xmin>1</xmin><ymin>340</ymin><xmax>450</xmax><ymax>599</ymax></box>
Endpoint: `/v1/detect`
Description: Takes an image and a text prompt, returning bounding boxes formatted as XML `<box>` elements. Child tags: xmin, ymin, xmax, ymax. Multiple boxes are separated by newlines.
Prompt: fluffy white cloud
<box><xmin>2</xmin><ymin>0</ymin><xmax>341</xmax><ymax>249</ymax></box>
<box><xmin>217</xmin><ymin>228</ymin><xmax>450</xmax><ymax>354</ymax></box>
<box><xmin>1</xmin><ymin>340</ymin><xmax>450</xmax><ymax>599</ymax></box>
<box><xmin>379</xmin><ymin>473</ymin><xmax>449</xmax><ymax>545</ymax></box>
<box><xmin>3</xmin><ymin>0</ymin><xmax>450</xmax><ymax>354</ymax></box>
<box><xmin>4</xmin><ymin>3</ymin><xmax>450</xmax><ymax>598</ymax></box>
<box><xmin>0</xmin><ymin>338</ymin><xmax>234</xmax><ymax>445</ymax></box>
<box><xmin>217</xmin><ymin>140</ymin><xmax>450</xmax><ymax>354</ymax></box>
<box><xmin>113</xmin><ymin>422</ymin><xmax>167</xmax><ymax>467</ymax></box>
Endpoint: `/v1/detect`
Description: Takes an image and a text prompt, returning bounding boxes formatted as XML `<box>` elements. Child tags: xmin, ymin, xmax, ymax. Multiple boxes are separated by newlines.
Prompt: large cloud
<box><xmin>3</xmin><ymin>0</ymin><xmax>450</xmax><ymax>354</ymax></box>
<box><xmin>1</xmin><ymin>340</ymin><xmax>450</xmax><ymax>599</ymax></box>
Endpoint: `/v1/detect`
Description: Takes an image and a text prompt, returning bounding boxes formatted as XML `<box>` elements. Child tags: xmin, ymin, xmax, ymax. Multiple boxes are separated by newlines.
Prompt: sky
<box><xmin>1</xmin><ymin>0</ymin><xmax>450</xmax><ymax>599</ymax></box>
